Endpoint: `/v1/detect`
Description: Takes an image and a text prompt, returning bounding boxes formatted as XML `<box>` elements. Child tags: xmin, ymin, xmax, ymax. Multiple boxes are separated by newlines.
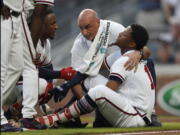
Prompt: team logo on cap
<box><xmin>157</xmin><ymin>80</ymin><xmax>180</xmax><ymax>116</ymax></box>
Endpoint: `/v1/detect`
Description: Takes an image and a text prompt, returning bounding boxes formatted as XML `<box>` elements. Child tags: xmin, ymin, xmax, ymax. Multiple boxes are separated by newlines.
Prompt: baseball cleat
<box><xmin>150</xmin><ymin>114</ymin><xmax>162</xmax><ymax>127</ymax></box>
<box><xmin>20</xmin><ymin>118</ymin><xmax>47</xmax><ymax>130</ymax></box>
<box><xmin>0</xmin><ymin>123</ymin><xmax>23</xmax><ymax>132</ymax></box>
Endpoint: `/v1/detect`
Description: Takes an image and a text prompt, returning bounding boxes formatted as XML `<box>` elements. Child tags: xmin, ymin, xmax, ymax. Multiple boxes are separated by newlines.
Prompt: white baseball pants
<box><xmin>83</xmin><ymin>74</ymin><xmax>108</xmax><ymax>90</ymax></box>
<box><xmin>1</xmin><ymin>15</ymin><xmax>23</xmax><ymax>124</ymax></box>
<box><xmin>21</xmin><ymin>12</ymin><xmax>39</xmax><ymax>118</ymax></box>
<box><xmin>88</xmin><ymin>85</ymin><xmax>146</xmax><ymax>127</ymax></box>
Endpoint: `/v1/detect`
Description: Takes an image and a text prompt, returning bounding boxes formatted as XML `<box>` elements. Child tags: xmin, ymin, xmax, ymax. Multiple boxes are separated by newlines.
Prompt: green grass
<box><xmin>1</xmin><ymin>122</ymin><xmax>180</xmax><ymax>135</ymax></box>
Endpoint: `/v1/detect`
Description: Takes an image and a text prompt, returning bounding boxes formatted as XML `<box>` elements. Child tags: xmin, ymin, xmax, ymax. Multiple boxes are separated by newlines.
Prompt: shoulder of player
<box><xmin>113</xmin><ymin>55</ymin><xmax>129</xmax><ymax>66</ymax></box>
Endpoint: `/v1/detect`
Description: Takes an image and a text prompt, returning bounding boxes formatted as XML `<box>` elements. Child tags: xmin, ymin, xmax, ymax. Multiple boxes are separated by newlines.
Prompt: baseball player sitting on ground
<box><xmin>37</xmin><ymin>24</ymin><xmax>155</xmax><ymax>128</ymax></box>
<box><xmin>48</xmin><ymin>9</ymin><xmax>160</xmax><ymax>127</ymax></box>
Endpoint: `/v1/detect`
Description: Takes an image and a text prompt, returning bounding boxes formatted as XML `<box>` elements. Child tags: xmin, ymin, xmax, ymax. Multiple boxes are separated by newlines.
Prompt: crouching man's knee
<box><xmin>88</xmin><ymin>85</ymin><xmax>108</xmax><ymax>102</ymax></box>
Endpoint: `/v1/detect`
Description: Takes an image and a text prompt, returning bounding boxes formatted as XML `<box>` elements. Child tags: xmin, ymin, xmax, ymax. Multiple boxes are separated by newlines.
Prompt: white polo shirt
<box><xmin>71</xmin><ymin>19</ymin><xmax>125</xmax><ymax>70</ymax></box>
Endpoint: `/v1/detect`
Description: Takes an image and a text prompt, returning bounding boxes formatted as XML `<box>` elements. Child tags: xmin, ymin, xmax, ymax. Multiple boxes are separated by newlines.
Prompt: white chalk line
<box><xmin>104</xmin><ymin>130</ymin><xmax>180</xmax><ymax>135</ymax></box>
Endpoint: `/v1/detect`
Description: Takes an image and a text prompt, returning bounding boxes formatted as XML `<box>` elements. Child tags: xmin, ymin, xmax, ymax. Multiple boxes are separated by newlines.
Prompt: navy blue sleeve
<box><xmin>147</xmin><ymin>58</ymin><xmax>156</xmax><ymax>87</ymax></box>
<box><xmin>49</xmin><ymin>71</ymin><xmax>88</xmax><ymax>102</ymax></box>
<box><xmin>109</xmin><ymin>75</ymin><xmax>123</xmax><ymax>84</ymax></box>
<box><xmin>38</xmin><ymin>64</ymin><xmax>59</xmax><ymax>82</ymax></box>
<box><xmin>61</xmin><ymin>71</ymin><xmax>88</xmax><ymax>90</ymax></box>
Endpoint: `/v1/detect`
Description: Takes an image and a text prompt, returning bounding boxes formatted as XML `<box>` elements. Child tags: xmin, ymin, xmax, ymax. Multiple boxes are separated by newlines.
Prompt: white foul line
<box><xmin>104</xmin><ymin>130</ymin><xmax>180</xmax><ymax>135</ymax></box>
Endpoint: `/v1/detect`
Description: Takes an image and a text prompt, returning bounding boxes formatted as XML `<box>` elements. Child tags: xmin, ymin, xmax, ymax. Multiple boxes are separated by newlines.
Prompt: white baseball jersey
<box><xmin>36</xmin><ymin>39</ymin><xmax>52</xmax><ymax>66</ymax></box>
<box><xmin>71</xmin><ymin>20</ymin><xmax>125</xmax><ymax>70</ymax></box>
<box><xmin>104</xmin><ymin>50</ymin><xmax>121</xmax><ymax>70</ymax></box>
<box><xmin>3</xmin><ymin>0</ymin><xmax>24</xmax><ymax>12</ymax></box>
<box><xmin>109</xmin><ymin>50</ymin><xmax>155</xmax><ymax>118</ymax></box>
<box><xmin>3</xmin><ymin>0</ymin><xmax>54</xmax><ymax>13</ymax></box>
<box><xmin>87</xmin><ymin>50</ymin><xmax>155</xmax><ymax>127</ymax></box>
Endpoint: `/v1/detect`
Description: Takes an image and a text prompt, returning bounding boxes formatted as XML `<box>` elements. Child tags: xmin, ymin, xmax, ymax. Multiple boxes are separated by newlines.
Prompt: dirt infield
<box><xmin>159</xmin><ymin>115</ymin><xmax>180</xmax><ymax>123</ymax></box>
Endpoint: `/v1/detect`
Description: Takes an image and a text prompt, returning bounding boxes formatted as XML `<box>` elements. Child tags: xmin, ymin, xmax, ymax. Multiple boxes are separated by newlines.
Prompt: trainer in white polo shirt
<box><xmin>70</xmin><ymin>9</ymin><xmax>150</xmax><ymax>94</ymax></box>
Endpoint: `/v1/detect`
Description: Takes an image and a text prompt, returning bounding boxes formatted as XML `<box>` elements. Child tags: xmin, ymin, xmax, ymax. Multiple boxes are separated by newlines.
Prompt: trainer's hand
<box><xmin>49</xmin><ymin>85</ymin><xmax>69</xmax><ymax>103</ymax></box>
<box><xmin>60</xmin><ymin>67</ymin><xmax>77</xmax><ymax>80</ymax></box>
<box><xmin>124</xmin><ymin>51</ymin><xmax>141</xmax><ymax>72</ymax></box>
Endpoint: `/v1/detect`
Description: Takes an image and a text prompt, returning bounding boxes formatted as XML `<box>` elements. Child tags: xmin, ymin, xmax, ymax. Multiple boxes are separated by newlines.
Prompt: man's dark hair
<box><xmin>130</xmin><ymin>24</ymin><xmax>149</xmax><ymax>50</ymax></box>
<box><xmin>44</xmin><ymin>7</ymin><xmax>54</xmax><ymax>16</ymax></box>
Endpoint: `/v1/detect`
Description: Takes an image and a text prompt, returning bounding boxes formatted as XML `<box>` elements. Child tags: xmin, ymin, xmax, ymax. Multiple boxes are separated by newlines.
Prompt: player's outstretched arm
<box><xmin>38</xmin><ymin>66</ymin><xmax>77</xmax><ymax>81</ymax></box>
<box><xmin>49</xmin><ymin>72</ymin><xmax>88</xmax><ymax>102</ymax></box>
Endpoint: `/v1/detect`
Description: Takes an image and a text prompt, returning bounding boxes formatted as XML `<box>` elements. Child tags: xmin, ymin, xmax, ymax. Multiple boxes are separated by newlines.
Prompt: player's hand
<box><xmin>49</xmin><ymin>85</ymin><xmax>69</xmax><ymax>103</ymax></box>
<box><xmin>1</xmin><ymin>5</ymin><xmax>11</xmax><ymax>19</ymax></box>
<box><xmin>33</xmin><ymin>53</ymin><xmax>41</xmax><ymax>66</ymax></box>
<box><xmin>124</xmin><ymin>51</ymin><xmax>141</xmax><ymax>72</ymax></box>
<box><xmin>60</xmin><ymin>67</ymin><xmax>77</xmax><ymax>80</ymax></box>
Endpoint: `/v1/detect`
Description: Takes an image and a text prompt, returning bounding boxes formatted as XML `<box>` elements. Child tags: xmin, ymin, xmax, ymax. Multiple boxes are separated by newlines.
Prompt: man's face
<box><xmin>78</xmin><ymin>18</ymin><xmax>99</xmax><ymax>41</ymax></box>
<box><xmin>43</xmin><ymin>13</ymin><xmax>58</xmax><ymax>39</ymax></box>
<box><xmin>115</xmin><ymin>26</ymin><xmax>134</xmax><ymax>49</ymax></box>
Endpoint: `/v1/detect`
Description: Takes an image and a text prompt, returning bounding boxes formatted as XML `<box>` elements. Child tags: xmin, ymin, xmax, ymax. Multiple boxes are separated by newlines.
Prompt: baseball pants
<box><xmin>83</xmin><ymin>74</ymin><xmax>108</xmax><ymax>90</ymax></box>
<box><xmin>1</xmin><ymin>14</ymin><xmax>23</xmax><ymax>125</ymax></box>
<box><xmin>21</xmin><ymin>12</ymin><xmax>39</xmax><ymax>118</ymax></box>
<box><xmin>88</xmin><ymin>85</ymin><xmax>146</xmax><ymax>127</ymax></box>
<box><xmin>3</xmin><ymin>78</ymin><xmax>48</xmax><ymax>106</ymax></box>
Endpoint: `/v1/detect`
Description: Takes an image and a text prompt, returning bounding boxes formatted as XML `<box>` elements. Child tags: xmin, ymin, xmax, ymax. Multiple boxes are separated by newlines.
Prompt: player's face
<box><xmin>115</xmin><ymin>27</ymin><xmax>134</xmax><ymax>49</ymax></box>
<box><xmin>44</xmin><ymin>13</ymin><xmax>58</xmax><ymax>39</ymax></box>
<box><xmin>78</xmin><ymin>18</ymin><xmax>100</xmax><ymax>41</ymax></box>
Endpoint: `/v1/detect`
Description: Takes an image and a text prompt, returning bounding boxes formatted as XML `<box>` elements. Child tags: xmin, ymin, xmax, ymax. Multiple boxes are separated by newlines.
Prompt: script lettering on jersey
<box><xmin>89</xmin><ymin>22</ymin><xmax>111</xmax><ymax>68</ymax></box>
